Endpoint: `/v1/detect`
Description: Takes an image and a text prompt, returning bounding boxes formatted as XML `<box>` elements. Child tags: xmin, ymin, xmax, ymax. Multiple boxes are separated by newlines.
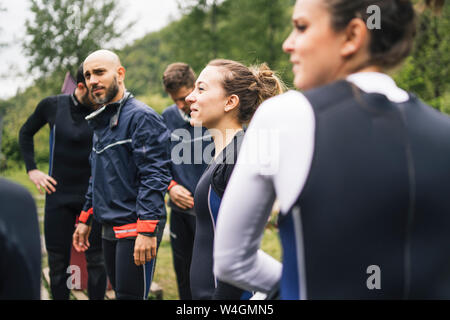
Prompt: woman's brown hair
<box><xmin>324</xmin><ymin>0</ymin><xmax>446</xmax><ymax>69</ymax></box>
<box><xmin>207</xmin><ymin>59</ymin><xmax>286</xmax><ymax>123</ymax></box>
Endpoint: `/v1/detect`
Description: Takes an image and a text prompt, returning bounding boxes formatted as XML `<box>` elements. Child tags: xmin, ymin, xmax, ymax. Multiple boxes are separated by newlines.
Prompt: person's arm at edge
<box><xmin>19</xmin><ymin>97</ymin><xmax>58</xmax><ymax>194</ymax></box>
<box><xmin>18</xmin><ymin>97</ymin><xmax>55</xmax><ymax>172</ymax></box>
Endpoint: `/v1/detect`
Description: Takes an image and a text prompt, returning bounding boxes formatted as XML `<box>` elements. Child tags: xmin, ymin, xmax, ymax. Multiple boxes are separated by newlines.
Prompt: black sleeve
<box><xmin>0</xmin><ymin>178</ymin><xmax>41</xmax><ymax>300</ymax></box>
<box><xmin>212</xmin><ymin>279</ymin><xmax>245</xmax><ymax>300</ymax></box>
<box><xmin>211</xmin><ymin>162</ymin><xmax>236</xmax><ymax>198</ymax></box>
<box><xmin>18</xmin><ymin>96</ymin><xmax>57</xmax><ymax>172</ymax></box>
<box><xmin>211</xmin><ymin>133</ymin><xmax>243</xmax><ymax>198</ymax></box>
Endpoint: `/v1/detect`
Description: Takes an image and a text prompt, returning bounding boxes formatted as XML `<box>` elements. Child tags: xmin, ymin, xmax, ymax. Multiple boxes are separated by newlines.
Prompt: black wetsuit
<box><xmin>0</xmin><ymin>178</ymin><xmax>41</xmax><ymax>300</ymax></box>
<box><xmin>19</xmin><ymin>94</ymin><xmax>106</xmax><ymax>300</ymax></box>
<box><xmin>280</xmin><ymin>80</ymin><xmax>450</xmax><ymax>299</ymax></box>
<box><xmin>213</xmin><ymin>74</ymin><xmax>450</xmax><ymax>300</ymax></box>
<box><xmin>162</xmin><ymin>104</ymin><xmax>211</xmax><ymax>300</ymax></box>
<box><xmin>191</xmin><ymin>131</ymin><xmax>251</xmax><ymax>300</ymax></box>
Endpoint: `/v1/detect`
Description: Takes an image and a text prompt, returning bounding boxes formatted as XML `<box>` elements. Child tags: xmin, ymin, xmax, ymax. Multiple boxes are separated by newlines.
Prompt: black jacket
<box><xmin>82</xmin><ymin>93</ymin><xmax>172</xmax><ymax>237</ymax></box>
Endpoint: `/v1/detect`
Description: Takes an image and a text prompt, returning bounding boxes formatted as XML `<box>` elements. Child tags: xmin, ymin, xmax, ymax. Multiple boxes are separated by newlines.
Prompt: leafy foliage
<box><xmin>394</xmin><ymin>2</ymin><xmax>450</xmax><ymax>111</ymax></box>
<box><xmin>1</xmin><ymin>0</ymin><xmax>449</xmax><ymax>171</ymax></box>
<box><xmin>120</xmin><ymin>0</ymin><xmax>294</xmax><ymax>96</ymax></box>
<box><xmin>23</xmin><ymin>0</ymin><xmax>131</xmax><ymax>91</ymax></box>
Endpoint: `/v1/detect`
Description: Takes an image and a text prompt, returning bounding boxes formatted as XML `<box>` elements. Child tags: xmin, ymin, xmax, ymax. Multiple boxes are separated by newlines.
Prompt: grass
<box><xmin>3</xmin><ymin>165</ymin><xmax>282</xmax><ymax>300</ymax></box>
<box><xmin>2</xmin><ymin>165</ymin><xmax>43</xmax><ymax>196</ymax></box>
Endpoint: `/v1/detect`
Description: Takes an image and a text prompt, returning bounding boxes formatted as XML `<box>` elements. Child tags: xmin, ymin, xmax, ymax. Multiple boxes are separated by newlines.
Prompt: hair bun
<box><xmin>250</xmin><ymin>63</ymin><xmax>286</xmax><ymax>106</ymax></box>
<box><xmin>207</xmin><ymin>59</ymin><xmax>286</xmax><ymax>124</ymax></box>
<box><xmin>252</xmin><ymin>63</ymin><xmax>274</xmax><ymax>80</ymax></box>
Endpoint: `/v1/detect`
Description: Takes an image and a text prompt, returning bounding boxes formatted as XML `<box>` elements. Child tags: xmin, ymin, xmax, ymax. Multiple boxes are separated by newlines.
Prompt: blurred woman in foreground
<box><xmin>214</xmin><ymin>0</ymin><xmax>450</xmax><ymax>299</ymax></box>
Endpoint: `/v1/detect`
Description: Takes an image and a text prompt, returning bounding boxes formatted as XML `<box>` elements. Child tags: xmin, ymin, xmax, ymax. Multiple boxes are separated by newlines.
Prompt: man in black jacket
<box><xmin>72</xmin><ymin>50</ymin><xmax>171</xmax><ymax>300</ymax></box>
<box><xmin>18</xmin><ymin>64</ymin><xmax>107</xmax><ymax>300</ymax></box>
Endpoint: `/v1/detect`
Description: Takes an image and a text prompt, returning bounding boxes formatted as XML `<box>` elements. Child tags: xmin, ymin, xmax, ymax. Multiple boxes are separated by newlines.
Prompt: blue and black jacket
<box><xmin>80</xmin><ymin>92</ymin><xmax>172</xmax><ymax>238</ymax></box>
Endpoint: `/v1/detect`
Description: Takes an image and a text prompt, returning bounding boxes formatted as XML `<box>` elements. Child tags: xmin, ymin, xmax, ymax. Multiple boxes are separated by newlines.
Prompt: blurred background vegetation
<box><xmin>0</xmin><ymin>0</ymin><xmax>448</xmax><ymax>300</ymax></box>
<box><xmin>0</xmin><ymin>0</ymin><xmax>449</xmax><ymax>172</ymax></box>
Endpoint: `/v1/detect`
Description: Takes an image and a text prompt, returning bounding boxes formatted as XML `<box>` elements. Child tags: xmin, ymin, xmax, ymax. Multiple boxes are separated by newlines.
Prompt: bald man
<box><xmin>73</xmin><ymin>50</ymin><xmax>172</xmax><ymax>300</ymax></box>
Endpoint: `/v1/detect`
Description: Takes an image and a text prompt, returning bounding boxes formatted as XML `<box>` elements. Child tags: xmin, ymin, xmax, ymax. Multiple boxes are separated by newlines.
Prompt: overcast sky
<box><xmin>0</xmin><ymin>0</ymin><xmax>181</xmax><ymax>99</ymax></box>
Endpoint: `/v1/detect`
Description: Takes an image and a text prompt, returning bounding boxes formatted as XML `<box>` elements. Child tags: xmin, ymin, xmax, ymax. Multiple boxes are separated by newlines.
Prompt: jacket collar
<box><xmin>85</xmin><ymin>91</ymin><xmax>133</xmax><ymax>128</ymax></box>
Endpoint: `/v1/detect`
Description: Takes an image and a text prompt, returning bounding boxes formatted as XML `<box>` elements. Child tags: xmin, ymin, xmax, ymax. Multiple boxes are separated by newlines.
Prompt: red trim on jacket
<box><xmin>113</xmin><ymin>220</ymin><xmax>159</xmax><ymax>239</ymax></box>
<box><xmin>137</xmin><ymin>219</ymin><xmax>159</xmax><ymax>233</ymax></box>
<box><xmin>113</xmin><ymin>223</ymin><xmax>138</xmax><ymax>239</ymax></box>
<box><xmin>79</xmin><ymin>207</ymin><xmax>93</xmax><ymax>224</ymax></box>
<box><xmin>167</xmin><ymin>180</ymin><xmax>178</xmax><ymax>191</ymax></box>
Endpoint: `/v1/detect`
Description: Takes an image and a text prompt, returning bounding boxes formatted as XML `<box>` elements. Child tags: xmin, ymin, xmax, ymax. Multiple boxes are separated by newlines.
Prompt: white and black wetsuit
<box><xmin>190</xmin><ymin>130</ymin><xmax>253</xmax><ymax>300</ymax></box>
<box><xmin>18</xmin><ymin>94</ymin><xmax>107</xmax><ymax>300</ymax></box>
<box><xmin>214</xmin><ymin>72</ymin><xmax>450</xmax><ymax>299</ymax></box>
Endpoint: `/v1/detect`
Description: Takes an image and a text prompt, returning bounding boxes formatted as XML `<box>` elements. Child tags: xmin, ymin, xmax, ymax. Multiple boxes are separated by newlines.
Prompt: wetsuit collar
<box><xmin>346</xmin><ymin>72</ymin><xmax>409</xmax><ymax>103</ymax></box>
<box><xmin>178</xmin><ymin>107</ymin><xmax>191</xmax><ymax>123</ymax></box>
<box><xmin>71</xmin><ymin>92</ymin><xmax>95</xmax><ymax>114</ymax></box>
<box><xmin>71</xmin><ymin>93</ymin><xmax>80</xmax><ymax>106</ymax></box>
<box><xmin>109</xmin><ymin>91</ymin><xmax>133</xmax><ymax>129</ymax></box>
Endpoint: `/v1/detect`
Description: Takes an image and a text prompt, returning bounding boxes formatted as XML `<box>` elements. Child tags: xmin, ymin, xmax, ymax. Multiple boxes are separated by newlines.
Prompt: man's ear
<box><xmin>224</xmin><ymin>94</ymin><xmax>239</xmax><ymax>113</ymax></box>
<box><xmin>340</xmin><ymin>18</ymin><xmax>369</xmax><ymax>58</ymax></box>
<box><xmin>117</xmin><ymin>66</ymin><xmax>126</xmax><ymax>82</ymax></box>
<box><xmin>77</xmin><ymin>83</ymin><xmax>85</xmax><ymax>91</ymax></box>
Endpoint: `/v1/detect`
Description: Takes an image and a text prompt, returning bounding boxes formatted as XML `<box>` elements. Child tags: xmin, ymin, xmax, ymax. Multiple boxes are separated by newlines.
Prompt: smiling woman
<box><xmin>186</xmin><ymin>59</ymin><xmax>285</xmax><ymax>300</ymax></box>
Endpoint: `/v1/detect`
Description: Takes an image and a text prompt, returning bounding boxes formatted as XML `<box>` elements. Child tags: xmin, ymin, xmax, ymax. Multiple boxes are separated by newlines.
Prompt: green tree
<box><xmin>166</xmin><ymin>0</ymin><xmax>294</xmax><ymax>82</ymax></box>
<box><xmin>178</xmin><ymin>0</ymin><xmax>222</xmax><ymax>58</ymax></box>
<box><xmin>394</xmin><ymin>2</ymin><xmax>450</xmax><ymax>112</ymax></box>
<box><xmin>0</xmin><ymin>1</ymin><xmax>7</xmax><ymax>167</ymax></box>
<box><xmin>218</xmin><ymin>0</ymin><xmax>293</xmax><ymax>85</ymax></box>
<box><xmin>120</xmin><ymin>27</ymin><xmax>176</xmax><ymax>97</ymax></box>
<box><xmin>23</xmin><ymin>0</ymin><xmax>132</xmax><ymax>89</ymax></box>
